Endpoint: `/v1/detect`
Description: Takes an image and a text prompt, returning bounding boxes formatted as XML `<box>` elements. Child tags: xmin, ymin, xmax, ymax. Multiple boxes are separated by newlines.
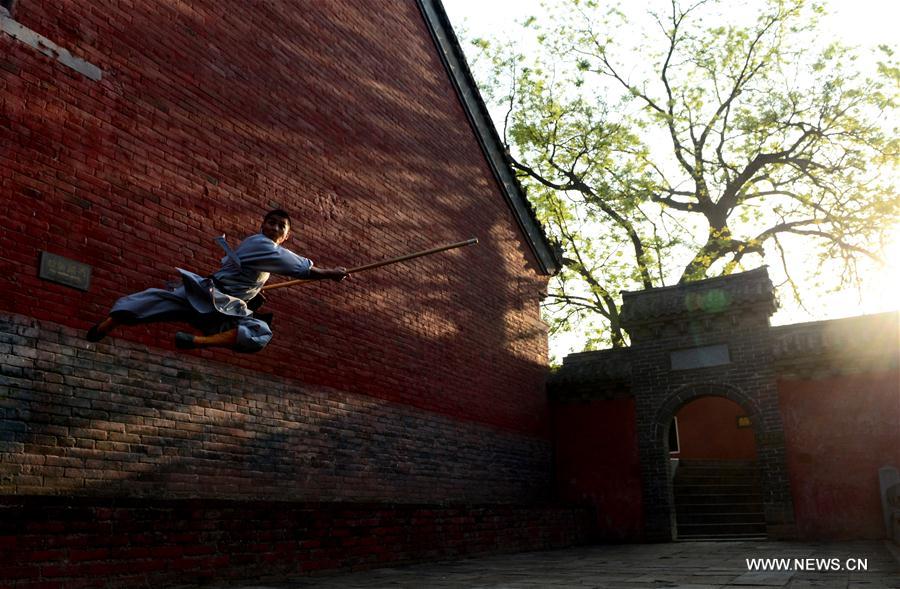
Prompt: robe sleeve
<box><xmin>236</xmin><ymin>235</ymin><xmax>313</xmax><ymax>279</ymax></box>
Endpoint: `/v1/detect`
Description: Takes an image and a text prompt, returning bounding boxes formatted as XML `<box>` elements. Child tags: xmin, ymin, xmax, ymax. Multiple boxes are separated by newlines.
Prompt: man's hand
<box><xmin>330</xmin><ymin>267</ymin><xmax>350</xmax><ymax>282</ymax></box>
<box><xmin>307</xmin><ymin>266</ymin><xmax>350</xmax><ymax>282</ymax></box>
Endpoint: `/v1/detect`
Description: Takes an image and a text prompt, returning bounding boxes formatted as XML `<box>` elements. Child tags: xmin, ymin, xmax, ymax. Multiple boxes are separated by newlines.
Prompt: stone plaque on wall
<box><xmin>670</xmin><ymin>344</ymin><xmax>730</xmax><ymax>370</ymax></box>
<box><xmin>39</xmin><ymin>251</ymin><xmax>91</xmax><ymax>291</ymax></box>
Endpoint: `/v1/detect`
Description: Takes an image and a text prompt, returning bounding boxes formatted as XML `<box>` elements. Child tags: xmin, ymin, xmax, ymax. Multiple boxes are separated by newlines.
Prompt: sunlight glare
<box><xmin>799</xmin><ymin>222</ymin><xmax>900</xmax><ymax>321</ymax></box>
<box><xmin>862</xmin><ymin>223</ymin><xmax>900</xmax><ymax>314</ymax></box>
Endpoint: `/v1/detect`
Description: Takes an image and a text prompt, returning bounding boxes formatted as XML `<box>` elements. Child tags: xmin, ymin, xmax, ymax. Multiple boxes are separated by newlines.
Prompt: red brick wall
<box><xmin>778</xmin><ymin>371</ymin><xmax>900</xmax><ymax>540</ymax></box>
<box><xmin>0</xmin><ymin>0</ymin><xmax>550</xmax><ymax>437</ymax></box>
<box><xmin>1</xmin><ymin>310</ymin><xmax>554</xmax><ymax>503</ymax></box>
<box><xmin>0</xmin><ymin>496</ymin><xmax>592</xmax><ymax>588</ymax></box>
<box><xmin>0</xmin><ymin>4</ymin><xmax>569</xmax><ymax>583</ymax></box>
<box><xmin>552</xmin><ymin>399</ymin><xmax>643</xmax><ymax>540</ymax></box>
<box><xmin>672</xmin><ymin>396</ymin><xmax>757</xmax><ymax>460</ymax></box>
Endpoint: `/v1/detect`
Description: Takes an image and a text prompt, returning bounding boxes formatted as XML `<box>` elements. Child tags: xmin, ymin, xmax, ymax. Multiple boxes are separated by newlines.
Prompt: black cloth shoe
<box><xmin>86</xmin><ymin>324</ymin><xmax>106</xmax><ymax>342</ymax></box>
<box><xmin>175</xmin><ymin>332</ymin><xmax>197</xmax><ymax>350</ymax></box>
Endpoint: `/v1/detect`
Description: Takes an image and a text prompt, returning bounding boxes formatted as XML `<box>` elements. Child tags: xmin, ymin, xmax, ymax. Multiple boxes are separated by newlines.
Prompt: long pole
<box><xmin>261</xmin><ymin>237</ymin><xmax>478</xmax><ymax>291</ymax></box>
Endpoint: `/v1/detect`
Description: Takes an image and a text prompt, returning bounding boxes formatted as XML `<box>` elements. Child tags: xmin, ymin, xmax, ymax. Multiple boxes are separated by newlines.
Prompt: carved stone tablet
<box><xmin>39</xmin><ymin>252</ymin><xmax>92</xmax><ymax>291</ymax></box>
<box><xmin>670</xmin><ymin>344</ymin><xmax>730</xmax><ymax>370</ymax></box>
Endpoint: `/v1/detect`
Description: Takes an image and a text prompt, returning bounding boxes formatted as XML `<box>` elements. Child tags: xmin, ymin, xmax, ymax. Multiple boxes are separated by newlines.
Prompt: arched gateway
<box><xmin>551</xmin><ymin>268</ymin><xmax>797</xmax><ymax>541</ymax></box>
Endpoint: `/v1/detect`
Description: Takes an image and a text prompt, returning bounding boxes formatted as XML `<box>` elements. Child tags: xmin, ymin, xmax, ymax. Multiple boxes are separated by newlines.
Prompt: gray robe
<box><xmin>110</xmin><ymin>233</ymin><xmax>313</xmax><ymax>352</ymax></box>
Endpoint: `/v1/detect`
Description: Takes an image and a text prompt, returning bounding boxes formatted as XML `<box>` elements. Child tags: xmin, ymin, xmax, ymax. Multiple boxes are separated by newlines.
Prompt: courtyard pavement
<box><xmin>208</xmin><ymin>540</ymin><xmax>900</xmax><ymax>588</ymax></box>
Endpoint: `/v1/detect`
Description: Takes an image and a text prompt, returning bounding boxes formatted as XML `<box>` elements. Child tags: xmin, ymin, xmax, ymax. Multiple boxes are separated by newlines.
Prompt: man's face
<box><xmin>262</xmin><ymin>215</ymin><xmax>290</xmax><ymax>245</ymax></box>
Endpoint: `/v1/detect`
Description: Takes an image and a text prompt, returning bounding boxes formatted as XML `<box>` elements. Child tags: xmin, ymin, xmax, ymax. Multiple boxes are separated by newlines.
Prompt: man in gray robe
<box><xmin>86</xmin><ymin>209</ymin><xmax>348</xmax><ymax>352</ymax></box>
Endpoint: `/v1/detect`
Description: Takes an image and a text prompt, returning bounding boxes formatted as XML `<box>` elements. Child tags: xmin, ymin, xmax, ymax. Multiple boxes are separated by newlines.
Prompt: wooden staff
<box><xmin>261</xmin><ymin>237</ymin><xmax>479</xmax><ymax>291</ymax></box>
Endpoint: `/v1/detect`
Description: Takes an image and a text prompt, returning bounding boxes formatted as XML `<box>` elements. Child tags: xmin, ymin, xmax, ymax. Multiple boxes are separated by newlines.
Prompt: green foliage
<box><xmin>470</xmin><ymin>0</ymin><xmax>899</xmax><ymax>355</ymax></box>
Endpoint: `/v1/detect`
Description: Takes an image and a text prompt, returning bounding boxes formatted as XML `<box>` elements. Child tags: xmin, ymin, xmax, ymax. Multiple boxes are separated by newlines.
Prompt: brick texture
<box><xmin>620</xmin><ymin>271</ymin><xmax>795</xmax><ymax>541</ymax></box>
<box><xmin>0</xmin><ymin>0</ymin><xmax>551</xmax><ymax>437</ymax></box>
<box><xmin>778</xmin><ymin>372</ymin><xmax>900</xmax><ymax>540</ymax></box>
<box><xmin>0</xmin><ymin>312</ymin><xmax>552</xmax><ymax>503</ymax></box>
<box><xmin>1</xmin><ymin>4</ymin><xmax>572</xmax><ymax>582</ymax></box>
<box><xmin>0</xmin><ymin>496</ymin><xmax>592</xmax><ymax>588</ymax></box>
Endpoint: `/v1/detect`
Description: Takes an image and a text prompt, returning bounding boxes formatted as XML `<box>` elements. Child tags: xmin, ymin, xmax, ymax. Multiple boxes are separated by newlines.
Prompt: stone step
<box><xmin>677</xmin><ymin>533</ymin><xmax>769</xmax><ymax>541</ymax></box>
<box><xmin>676</xmin><ymin>480</ymin><xmax>760</xmax><ymax>488</ymax></box>
<box><xmin>676</xmin><ymin>502</ymin><xmax>764</xmax><ymax>515</ymax></box>
<box><xmin>675</xmin><ymin>468</ymin><xmax>759</xmax><ymax>477</ymax></box>
<box><xmin>675</xmin><ymin>470</ymin><xmax>760</xmax><ymax>479</ymax></box>
<box><xmin>673</xmin><ymin>459</ymin><xmax>766</xmax><ymax>539</ymax></box>
<box><xmin>674</xmin><ymin>483</ymin><xmax>762</xmax><ymax>495</ymax></box>
<box><xmin>675</xmin><ymin>468</ymin><xmax>759</xmax><ymax>476</ymax></box>
<box><xmin>675</xmin><ymin>511</ymin><xmax>766</xmax><ymax>525</ymax></box>
<box><xmin>674</xmin><ymin>492</ymin><xmax>764</xmax><ymax>504</ymax></box>
<box><xmin>678</xmin><ymin>459</ymin><xmax>758</xmax><ymax>468</ymax></box>
<box><xmin>676</xmin><ymin>521</ymin><xmax>768</xmax><ymax>536</ymax></box>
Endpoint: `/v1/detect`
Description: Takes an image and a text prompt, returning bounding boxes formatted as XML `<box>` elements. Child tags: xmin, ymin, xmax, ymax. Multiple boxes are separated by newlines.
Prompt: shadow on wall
<box><xmin>0</xmin><ymin>0</ymin><xmax>551</xmax><ymax>435</ymax></box>
<box><xmin>0</xmin><ymin>313</ymin><xmax>553</xmax><ymax>504</ymax></box>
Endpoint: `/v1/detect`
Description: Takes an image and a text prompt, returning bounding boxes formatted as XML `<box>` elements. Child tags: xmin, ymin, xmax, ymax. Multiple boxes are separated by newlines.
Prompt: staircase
<box><xmin>673</xmin><ymin>459</ymin><xmax>768</xmax><ymax>540</ymax></box>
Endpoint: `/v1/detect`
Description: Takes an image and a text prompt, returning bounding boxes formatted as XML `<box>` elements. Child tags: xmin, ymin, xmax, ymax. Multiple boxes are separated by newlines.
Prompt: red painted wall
<box><xmin>672</xmin><ymin>396</ymin><xmax>757</xmax><ymax>460</ymax></box>
<box><xmin>778</xmin><ymin>371</ymin><xmax>900</xmax><ymax>540</ymax></box>
<box><xmin>553</xmin><ymin>399</ymin><xmax>643</xmax><ymax>540</ymax></box>
<box><xmin>0</xmin><ymin>1</ymin><xmax>550</xmax><ymax>437</ymax></box>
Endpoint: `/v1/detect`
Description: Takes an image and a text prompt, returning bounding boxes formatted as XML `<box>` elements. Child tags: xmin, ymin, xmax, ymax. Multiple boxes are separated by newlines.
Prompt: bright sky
<box><xmin>442</xmin><ymin>0</ymin><xmax>900</xmax><ymax>359</ymax></box>
<box><xmin>443</xmin><ymin>0</ymin><xmax>899</xmax><ymax>46</ymax></box>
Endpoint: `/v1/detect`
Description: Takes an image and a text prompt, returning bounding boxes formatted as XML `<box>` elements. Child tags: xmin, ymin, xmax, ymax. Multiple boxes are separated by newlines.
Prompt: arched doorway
<box><xmin>642</xmin><ymin>381</ymin><xmax>794</xmax><ymax>542</ymax></box>
<box><xmin>668</xmin><ymin>396</ymin><xmax>766</xmax><ymax>540</ymax></box>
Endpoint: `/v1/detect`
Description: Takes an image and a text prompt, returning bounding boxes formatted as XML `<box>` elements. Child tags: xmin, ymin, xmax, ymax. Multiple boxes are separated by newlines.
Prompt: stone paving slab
<box><xmin>204</xmin><ymin>541</ymin><xmax>900</xmax><ymax>588</ymax></box>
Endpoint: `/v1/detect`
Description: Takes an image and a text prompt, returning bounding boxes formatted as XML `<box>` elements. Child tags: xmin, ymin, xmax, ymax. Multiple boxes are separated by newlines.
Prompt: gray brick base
<box><xmin>0</xmin><ymin>312</ymin><xmax>552</xmax><ymax>504</ymax></box>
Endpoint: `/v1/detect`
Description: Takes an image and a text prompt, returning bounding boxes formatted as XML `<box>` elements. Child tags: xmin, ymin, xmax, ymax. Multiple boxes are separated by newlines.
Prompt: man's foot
<box><xmin>175</xmin><ymin>332</ymin><xmax>197</xmax><ymax>350</ymax></box>
<box><xmin>86</xmin><ymin>324</ymin><xmax>106</xmax><ymax>342</ymax></box>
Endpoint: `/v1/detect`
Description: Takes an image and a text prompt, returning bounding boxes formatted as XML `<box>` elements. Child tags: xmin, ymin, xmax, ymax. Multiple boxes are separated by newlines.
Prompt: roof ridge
<box><xmin>416</xmin><ymin>0</ymin><xmax>562</xmax><ymax>275</ymax></box>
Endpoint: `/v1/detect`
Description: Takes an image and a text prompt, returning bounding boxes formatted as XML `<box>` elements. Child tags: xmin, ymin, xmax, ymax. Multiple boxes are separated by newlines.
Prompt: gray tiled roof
<box><xmin>620</xmin><ymin>268</ymin><xmax>776</xmax><ymax>326</ymax></box>
<box><xmin>549</xmin><ymin>347</ymin><xmax>633</xmax><ymax>399</ymax></box>
<box><xmin>417</xmin><ymin>0</ymin><xmax>561</xmax><ymax>275</ymax></box>
<box><xmin>771</xmin><ymin>312</ymin><xmax>899</xmax><ymax>375</ymax></box>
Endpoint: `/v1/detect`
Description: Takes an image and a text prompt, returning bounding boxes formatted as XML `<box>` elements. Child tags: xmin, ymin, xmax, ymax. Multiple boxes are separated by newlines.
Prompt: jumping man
<box><xmin>86</xmin><ymin>209</ymin><xmax>348</xmax><ymax>352</ymax></box>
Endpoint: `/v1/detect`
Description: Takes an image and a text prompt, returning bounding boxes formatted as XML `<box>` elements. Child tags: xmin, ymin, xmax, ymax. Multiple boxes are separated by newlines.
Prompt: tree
<box><xmin>470</xmin><ymin>0</ymin><xmax>899</xmax><ymax>351</ymax></box>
